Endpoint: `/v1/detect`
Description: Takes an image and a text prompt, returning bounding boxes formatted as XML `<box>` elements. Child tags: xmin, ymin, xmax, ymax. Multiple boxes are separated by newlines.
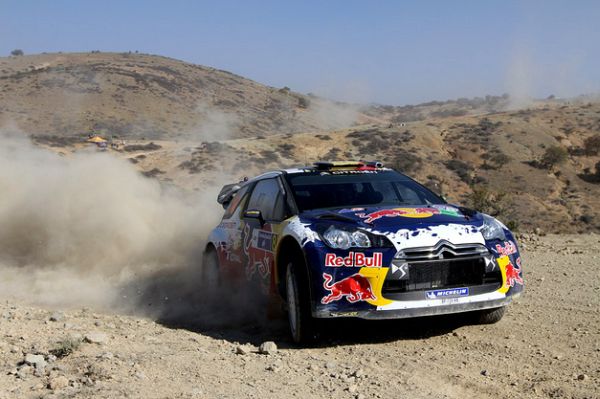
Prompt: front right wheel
<box><xmin>285</xmin><ymin>261</ymin><xmax>317</xmax><ymax>344</ymax></box>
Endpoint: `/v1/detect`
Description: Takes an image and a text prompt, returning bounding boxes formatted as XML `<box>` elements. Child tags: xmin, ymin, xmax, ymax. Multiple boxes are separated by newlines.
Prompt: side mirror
<box><xmin>244</xmin><ymin>209</ymin><xmax>264</xmax><ymax>225</ymax></box>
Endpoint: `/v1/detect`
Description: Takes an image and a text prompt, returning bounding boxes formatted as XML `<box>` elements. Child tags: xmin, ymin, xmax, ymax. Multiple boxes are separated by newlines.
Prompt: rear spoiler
<box><xmin>217</xmin><ymin>177</ymin><xmax>248</xmax><ymax>208</ymax></box>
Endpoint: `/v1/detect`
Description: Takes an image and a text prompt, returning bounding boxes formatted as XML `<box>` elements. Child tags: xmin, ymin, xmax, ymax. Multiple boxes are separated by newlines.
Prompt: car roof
<box><xmin>217</xmin><ymin>161</ymin><xmax>406</xmax><ymax>205</ymax></box>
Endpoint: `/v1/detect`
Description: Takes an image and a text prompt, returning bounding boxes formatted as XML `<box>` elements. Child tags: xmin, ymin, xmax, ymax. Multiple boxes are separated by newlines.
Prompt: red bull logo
<box><xmin>495</xmin><ymin>240</ymin><xmax>517</xmax><ymax>256</ymax></box>
<box><xmin>359</xmin><ymin>207</ymin><xmax>440</xmax><ymax>223</ymax></box>
<box><xmin>321</xmin><ymin>273</ymin><xmax>376</xmax><ymax>304</ymax></box>
<box><xmin>505</xmin><ymin>262</ymin><xmax>523</xmax><ymax>287</ymax></box>
<box><xmin>324</xmin><ymin>252</ymin><xmax>383</xmax><ymax>267</ymax></box>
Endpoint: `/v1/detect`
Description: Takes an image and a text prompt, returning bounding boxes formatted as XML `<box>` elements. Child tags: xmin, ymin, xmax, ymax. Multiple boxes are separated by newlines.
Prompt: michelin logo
<box><xmin>426</xmin><ymin>287</ymin><xmax>469</xmax><ymax>299</ymax></box>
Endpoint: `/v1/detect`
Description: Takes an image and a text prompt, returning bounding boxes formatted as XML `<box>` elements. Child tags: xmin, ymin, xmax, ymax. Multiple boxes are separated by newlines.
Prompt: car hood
<box><xmin>298</xmin><ymin>204</ymin><xmax>487</xmax><ymax>250</ymax></box>
<box><xmin>300</xmin><ymin>204</ymin><xmax>483</xmax><ymax>233</ymax></box>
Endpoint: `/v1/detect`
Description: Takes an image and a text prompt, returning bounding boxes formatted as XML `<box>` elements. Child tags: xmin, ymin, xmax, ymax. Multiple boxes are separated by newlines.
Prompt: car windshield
<box><xmin>285</xmin><ymin>170</ymin><xmax>445</xmax><ymax>212</ymax></box>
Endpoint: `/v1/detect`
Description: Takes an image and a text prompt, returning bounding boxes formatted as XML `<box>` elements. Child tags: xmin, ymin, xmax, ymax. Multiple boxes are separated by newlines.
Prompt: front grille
<box><xmin>383</xmin><ymin>241</ymin><xmax>501</xmax><ymax>294</ymax></box>
<box><xmin>396</xmin><ymin>241</ymin><xmax>489</xmax><ymax>261</ymax></box>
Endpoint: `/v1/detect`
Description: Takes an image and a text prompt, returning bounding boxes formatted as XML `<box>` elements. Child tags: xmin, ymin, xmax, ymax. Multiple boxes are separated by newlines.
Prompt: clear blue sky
<box><xmin>1</xmin><ymin>0</ymin><xmax>599</xmax><ymax>105</ymax></box>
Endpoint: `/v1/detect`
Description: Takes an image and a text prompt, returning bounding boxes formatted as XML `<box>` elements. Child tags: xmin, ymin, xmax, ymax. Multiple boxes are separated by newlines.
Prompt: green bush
<box><xmin>541</xmin><ymin>145</ymin><xmax>568</xmax><ymax>169</ymax></box>
<box><xmin>583</xmin><ymin>135</ymin><xmax>600</xmax><ymax>155</ymax></box>
<box><xmin>468</xmin><ymin>185</ymin><xmax>517</xmax><ymax>229</ymax></box>
<box><xmin>50</xmin><ymin>337</ymin><xmax>82</xmax><ymax>358</ymax></box>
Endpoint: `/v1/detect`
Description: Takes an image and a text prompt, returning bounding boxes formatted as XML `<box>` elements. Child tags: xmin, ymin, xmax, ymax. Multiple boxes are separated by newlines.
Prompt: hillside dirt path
<box><xmin>0</xmin><ymin>234</ymin><xmax>598</xmax><ymax>399</ymax></box>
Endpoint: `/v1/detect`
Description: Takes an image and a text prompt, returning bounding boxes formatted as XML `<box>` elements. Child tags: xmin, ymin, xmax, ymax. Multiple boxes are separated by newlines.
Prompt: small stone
<box><xmin>49</xmin><ymin>376</ymin><xmax>69</xmax><ymax>390</ymax></box>
<box><xmin>258</xmin><ymin>341</ymin><xmax>277</xmax><ymax>355</ymax></box>
<box><xmin>49</xmin><ymin>312</ymin><xmax>64</xmax><ymax>322</ymax></box>
<box><xmin>481</xmin><ymin>370</ymin><xmax>489</xmax><ymax>377</ymax></box>
<box><xmin>352</xmin><ymin>369</ymin><xmax>364</xmax><ymax>378</ymax></box>
<box><xmin>24</xmin><ymin>353</ymin><xmax>47</xmax><ymax>369</ymax></box>
<box><xmin>84</xmin><ymin>332</ymin><xmax>108</xmax><ymax>344</ymax></box>
<box><xmin>235</xmin><ymin>346</ymin><xmax>250</xmax><ymax>355</ymax></box>
<box><xmin>325</xmin><ymin>361</ymin><xmax>337</xmax><ymax>370</ymax></box>
<box><xmin>577</xmin><ymin>374</ymin><xmax>588</xmax><ymax>381</ymax></box>
<box><xmin>100</xmin><ymin>352</ymin><xmax>114</xmax><ymax>360</ymax></box>
<box><xmin>307</xmin><ymin>364</ymin><xmax>320</xmax><ymax>372</ymax></box>
<box><xmin>134</xmin><ymin>371</ymin><xmax>147</xmax><ymax>380</ymax></box>
<box><xmin>348</xmin><ymin>384</ymin><xmax>358</xmax><ymax>393</ymax></box>
<box><xmin>356</xmin><ymin>394</ymin><xmax>366</xmax><ymax>399</ymax></box>
<box><xmin>16</xmin><ymin>365</ymin><xmax>32</xmax><ymax>379</ymax></box>
<box><xmin>10</xmin><ymin>346</ymin><xmax>19</xmax><ymax>354</ymax></box>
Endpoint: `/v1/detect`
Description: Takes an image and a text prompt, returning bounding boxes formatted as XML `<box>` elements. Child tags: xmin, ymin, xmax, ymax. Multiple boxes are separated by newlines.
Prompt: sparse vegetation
<box><xmin>142</xmin><ymin>168</ymin><xmax>165</xmax><ymax>178</ymax></box>
<box><xmin>541</xmin><ymin>145</ymin><xmax>568</xmax><ymax>169</ymax></box>
<box><xmin>123</xmin><ymin>142</ymin><xmax>162</xmax><ymax>152</ymax></box>
<box><xmin>444</xmin><ymin>159</ymin><xmax>473</xmax><ymax>184</ymax></box>
<box><xmin>298</xmin><ymin>96</ymin><xmax>310</xmax><ymax>109</ymax></box>
<box><xmin>389</xmin><ymin>151</ymin><xmax>422</xmax><ymax>173</ymax></box>
<box><xmin>10</xmin><ymin>49</ymin><xmax>24</xmax><ymax>56</ymax></box>
<box><xmin>468</xmin><ymin>185</ymin><xmax>517</xmax><ymax>229</ymax></box>
<box><xmin>49</xmin><ymin>337</ymin><xmax>82</xmax><ymax>359</ymax></box>
<box><xmin>583</xmin><ymin>134</ymin><xmax>600</xmax><ymax>155</ymax></box>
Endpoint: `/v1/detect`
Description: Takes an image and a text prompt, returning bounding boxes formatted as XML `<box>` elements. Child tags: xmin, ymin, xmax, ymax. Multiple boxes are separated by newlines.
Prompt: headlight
<box><xmin>481</xmin><ymin>214</ymin><xmax>506</xmax><ymax>241</ymax></box>
<box><xmin>322</xmin><ymin>226</ymin><xmax>371</xmax><ymax>249</ymax></box>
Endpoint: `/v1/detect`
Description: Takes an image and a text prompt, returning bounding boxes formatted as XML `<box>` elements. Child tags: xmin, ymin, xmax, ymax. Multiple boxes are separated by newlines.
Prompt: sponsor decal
<box><xmin>338</xmin><ymin>207</ymin><xmax>365</xmax><ymax>213</ymax></box>
<box><xmin>495</xmin><ymin>240</ymin><xmax>517</xmax><ymax>256</ymax></box>
<box><xmin>251</xmin><ymin>230</ymin><xmax>276</xmax><ymax>252</ymax></box>
<box><xmin>329</xmin><ymin>311</ymin><xmax>359</xmax><ymax>317</ymax></box>
<box><xmin>325</xmin><ymin>252</ymin><xmax>383</xmax><ymax>267</ymax></box>
<box><xmin>505</xmin><ymin>262</ymin><xmax>523</xmax><ymax>287</ymax></box>
<box><xmin>330</xmin><ymin>170</ymin><xmax>379</xmax><ymax>174</ymax></box>
<box><xmin>321</xmin><ymin>273</ymin><xmax>376</xmax><ymax>304</ymax></box>
<box><xmin>426</xmin><ymin>287</ymin><xmax>469</xmax><ymax>300</ymax></box>
<box><xmin>358</xmin><ymin>207</ymin><xmax>462</xmax><ymax>223</ymax></box>
<box><xmin>497</xmin><ymin>256</ymin><xmax>524</xmax><ymax>293</ymax></box>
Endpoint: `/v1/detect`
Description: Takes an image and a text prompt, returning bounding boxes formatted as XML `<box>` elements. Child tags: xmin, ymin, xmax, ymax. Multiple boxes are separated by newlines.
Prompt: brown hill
<box><xmin>29</xmin><ymin>101</ymin><xmax>600</xmax><ymax>234</ymax></box>
<box><xmin>0</xmin><ymin>52</ymin><xmax>521</xmax><ymax>140</ymax></box>
<box><xmin>0</xmin><ymin>52</ymin><xmax>380</xmax><ymax>139</ymax></box>
<box><xmin>2</xmin><ymin>52</ymin><xmax>599</xmax><ymax>233</ymax></box>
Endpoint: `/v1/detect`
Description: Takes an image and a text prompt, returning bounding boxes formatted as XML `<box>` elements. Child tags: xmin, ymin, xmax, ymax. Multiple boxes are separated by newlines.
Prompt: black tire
<box><xmin>201</xmin><ymin>249</ymin><xmax>221</xmax><ymax>297</ymax></box>
<box><xmin>285</xmin><ymin>260</ymin><xmax>318</xmax><ymax>344</ymax></box>
<box><xmin>477</xmin><ymin>306</ymin><xmax>506</xmax><ymax>324</ymax></box>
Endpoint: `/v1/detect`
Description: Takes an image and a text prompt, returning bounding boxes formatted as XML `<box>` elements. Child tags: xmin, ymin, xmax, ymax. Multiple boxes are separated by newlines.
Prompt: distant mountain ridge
<box><xmin>1</xmin><ymin>52</ymin><xmax>531</xmax><ymax>140</ymax></box>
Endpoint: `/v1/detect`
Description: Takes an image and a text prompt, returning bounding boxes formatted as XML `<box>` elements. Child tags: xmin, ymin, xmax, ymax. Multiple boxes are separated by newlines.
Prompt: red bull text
<box><xmin>324</xmin><ymin>252</ymin><xmax>383</xmax><ymax>267</ymax></box>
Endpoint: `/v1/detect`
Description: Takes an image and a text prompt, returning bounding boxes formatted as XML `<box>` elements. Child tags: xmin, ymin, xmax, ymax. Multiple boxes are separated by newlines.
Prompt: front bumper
<box><xmin>314</xmin><ymin>293</ymin><xmax>519</xmax><ymax>319</ymax></box>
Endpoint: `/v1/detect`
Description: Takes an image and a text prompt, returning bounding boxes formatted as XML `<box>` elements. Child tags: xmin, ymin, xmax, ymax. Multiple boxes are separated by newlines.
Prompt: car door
<box><xmin>217</xmin><ymin>184</ymin><xmax>251</xmax><ymax>282</ymax></box>
<box><xmin>241</xmin><ymin>177</ymin><xmax>286</xmax><ymax>294</ymax></box>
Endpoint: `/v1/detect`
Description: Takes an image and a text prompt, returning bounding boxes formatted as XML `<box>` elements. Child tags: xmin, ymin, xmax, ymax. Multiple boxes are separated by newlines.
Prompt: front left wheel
<box><xmin>285</xmin><ymin>261</ymin><xmax>318</xmax><ymax>344</ymax></box>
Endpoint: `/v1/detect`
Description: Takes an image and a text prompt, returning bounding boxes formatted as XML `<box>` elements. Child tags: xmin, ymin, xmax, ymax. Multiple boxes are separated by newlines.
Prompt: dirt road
<box><xmin>0</xmin><ymin>234</ymin><xmax>598</xmax><ymax>399</ymax></box>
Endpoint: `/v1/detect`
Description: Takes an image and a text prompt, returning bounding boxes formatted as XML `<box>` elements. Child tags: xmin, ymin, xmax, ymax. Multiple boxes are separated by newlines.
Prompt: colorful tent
<box><xmin>87</xmin><ymin>136</ymin><xmax>107</xmax><ymax>143</ymax></box>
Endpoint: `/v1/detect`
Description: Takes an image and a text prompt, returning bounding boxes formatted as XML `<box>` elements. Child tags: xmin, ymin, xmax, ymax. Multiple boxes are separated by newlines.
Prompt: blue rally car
<box><xmin>204</xmin><ymin>161</ymin><xmax>524</xmax><ymax>343</ymax></box>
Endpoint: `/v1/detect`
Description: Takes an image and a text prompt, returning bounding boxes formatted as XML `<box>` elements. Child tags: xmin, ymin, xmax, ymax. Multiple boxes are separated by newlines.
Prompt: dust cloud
<box><xmin>187</xmin><ymin>101</ymin><xmax>240</xmax><ymax>141</ymax></box>
<box><xmin>0</xmin><ymin>128</ymin><xmax>235</xmax><ymax>325</ymax></box>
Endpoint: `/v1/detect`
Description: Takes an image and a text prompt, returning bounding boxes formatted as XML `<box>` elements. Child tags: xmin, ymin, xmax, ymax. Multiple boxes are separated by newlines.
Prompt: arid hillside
<box><xmin>67</xmin><ymin>101</ymin><xmax>598</xmax><ymax>234</ymax></box>
<box><xmin>1</xmin><ymin>52</ymin><xmax>520</xmax><ymax>140</ymax></box>
<box><xmin>2</xmin><ymin>52</ymin><xmax>600</xmax><ymax>233</ymax></box>
<box><xmin>0</xmin><ymin>52</ymin><xmax>375</xmax><ymax>139</ymax></box>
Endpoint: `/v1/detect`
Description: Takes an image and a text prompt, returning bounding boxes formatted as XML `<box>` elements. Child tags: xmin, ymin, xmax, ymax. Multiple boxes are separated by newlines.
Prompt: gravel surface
<box><xmin>0</xmin><ymin>234</ymin><xmax>598</xmax><ymax>398</ymax></box>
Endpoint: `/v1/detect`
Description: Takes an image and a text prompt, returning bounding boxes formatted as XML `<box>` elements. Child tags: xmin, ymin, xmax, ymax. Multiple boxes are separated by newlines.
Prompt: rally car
<box><xmin>204</xmin><ymin>161</ymin><xmax>523</xmax><ymax>343</ymax></box>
